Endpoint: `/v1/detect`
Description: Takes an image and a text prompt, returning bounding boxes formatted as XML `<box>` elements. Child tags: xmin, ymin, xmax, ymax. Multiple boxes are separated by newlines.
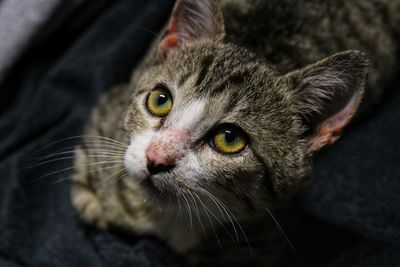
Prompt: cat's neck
<box><xmin>147</xmin><ymin>207</ymin><xmax>203</xmax><ymax>253</ymax></box>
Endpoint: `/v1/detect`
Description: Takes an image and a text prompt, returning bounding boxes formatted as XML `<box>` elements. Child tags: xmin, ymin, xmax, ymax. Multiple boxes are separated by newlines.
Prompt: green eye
<box><xmin>146</xmin><ymin>87</ymin><xmax>173</xmax><ymax>117</ymax></box>
<box><xmin>212</xmin><ymin>125</ymin><xmax>248</xmax><ymax>154</ymax></box>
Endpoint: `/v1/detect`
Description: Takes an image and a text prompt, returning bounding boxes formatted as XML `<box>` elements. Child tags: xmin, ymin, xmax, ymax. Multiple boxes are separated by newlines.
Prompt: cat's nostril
<box><xmin>147</xmin><ymin>161</ymin><xmax>174</xmax><ymax>175</ymax></box>
<box><xmin>146</xmin><ymin>149</ymin><xmax>175</xmax><ymax>175</ymax></box>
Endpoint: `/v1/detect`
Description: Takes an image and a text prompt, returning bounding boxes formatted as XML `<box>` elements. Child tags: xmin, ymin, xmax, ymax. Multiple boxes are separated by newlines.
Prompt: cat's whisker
<box><xmin>84</xmin><ymin>152</ymin><xmax>125</xmax><ymax>157</ymax></box>
<box><xmin>265</xmin><ymin>208</ymin><xmax>296</xmax><ymax>253</ymax></box>
<box><xmin>131</xmin><ymin>25</ymin><xmax>159</xmax><ymax>37</ymax></box>
<box><xmin>38</xmin><ymin>144</ymin><xmax>125</xmax><ymax>153</ymax></box>
<box><xmin>200</xmin><ymin>188</ymin><xmax>239</xmax><ymax>241</ymax></box>
<box><xmin>28</xmin><ymin>147</ymin><xmax>126</xmax><ymax>166</ymax></box>
<box><xmin>83</xmin><ymin>136</ymin><xmax>128</xmax><ymax>147</ymax></box>
<box><xmin>176</xmin><ymin>191</ymin><xmax>183</xmax><ymax>220</ymax></box>
<box><xmin>51</xmin><ymin>163</ymin><xmax>124</xmax><ymax>186</ymax></box>
<box><xmin>79</xmin><ymin>138</ymin><xmax>128</xmax><ymax>145</ymax></box>
<box><xmin>169</xmin><ymin>181</ymin><xmax>184</xmax><ymax>221</ymax></box>
<box><xmin>184</xmin><ymin>191</ymin><xmax>197</xmax><ymax>229</ymax></box>
<box><xmin>50</xmin><ymin>166</ymin><xmax>122</xmax><ymax>186</ymax></box>
<box><xmin>28</xmin><ymin>160</ymin><xmax>125</xmax><ymax>184</ymax></box>
<box><xmin>39</xmin><ymin>148</ymin><xmax>125</xmax><ymax>159</ymax></box>
<box><xmin>81</xmin><ymin>142</ymin><xmax>128</xmax><ymax>150</ymax></box>
<box><xmin>187</xmin><ymin>190</ymin><xmax>207</xmax><ymax>234</ymax></box>
<box><xmin>81</xmin><ymin>135</ymin><xmax>128</xmax><ymax>146</ymax></box>
<box><xmin>37</xmin><ymin>146</ymin><xmax>125</xmax><ymax>157</ymax></box>
<box><xmin>194</xmin><ymin>190</ymin><xmax>236</xmax><ymax>243</ymax></box>
<box><xmin>28</xmin><ymin>154</ymin><xmax>125</xmax><ymax>169</ymax></box>
<box><xmin>93</xmin><ymin>168</ymin><xmax>128</xmax><ymax>189</ymax></box>
<box><xmin>181</xmin><ymin>191</ymin><xmax>194</xmax><ymax>229</ymax></box>
<box><xmin>85</xmin><ymin>163</ymin><xmax>125</xmax><ymax>176</ymax></box>
<box><xmin>198</xmin><ymin>198</ymin><xmax>224</xmax><ymax>248</ymax></box>
<box><xmin>80</xmin><ymin>147</ymin><xmax>127</xmax><ymax>155</ymax></box>
<box><xmin>192</xmin><ymin>191</ymin><xmax>230</xmax><ymax>248</ymax></box>
<box><xmin>84</xmin><ymin>160</ymin><xmax>125</xmax><ymax>166</ymax></box>
<box><xmin>167</xmin><ymin>192</ymin><xmax>172</xmax><ymax>215</ymax></box>
<box><xmin>29</xmin><ymin>147</ymin><xmax>126</xmax><ymax>167</ymax></box>
<box><xmin>116</xmin><ymin>172</ymin><xmax>129</xmax><ymax>186</ymax></box>
<box><xmin>200</xmin><ymin>188</ymin><xmax>254</xmax><ymax>258</ymax></box>
<box><xmin>32</xmin><ymin>135</ymin><xmax>128</xmax><ymax>154</ymax></box>
<box><xmin>89</xmin><ymin>164</ymin><xmax>125</xmax><ymax>173</ymax></box>
<box><xmin>28</xmin><ymin>156</ymin><xmax>83</xmax><ymax>168</ymax></box>
<box><xmin>28</xmin><ymin>166</ymin><xmax>78</xmax><ymax>184</ymax></box>
<box><xmin>53</xmin><ymin>175</ymin><xmax>74</xmax><ymax>185</ymax></box>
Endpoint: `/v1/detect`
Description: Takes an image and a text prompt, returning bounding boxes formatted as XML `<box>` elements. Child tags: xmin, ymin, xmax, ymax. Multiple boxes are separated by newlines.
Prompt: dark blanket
<box><xmin>0</xmin><ymin>1</ymin><xmax>399</xmax><ymax>266</ymax></box>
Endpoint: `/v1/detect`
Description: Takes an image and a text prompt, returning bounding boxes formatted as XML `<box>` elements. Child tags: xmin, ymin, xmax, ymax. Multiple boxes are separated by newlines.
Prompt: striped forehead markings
<box><xmin>175</xmin><ymin>55</ymin><xmax>255</xmax><ymax>121</ymax></box>
<box><xmin>210</xmin><ymin>72</ymin><xmax>247</xmax><ymax>97</ymax></box>
<box><xmin>196</xmin><ymin>54</ymin><xmax>215</xmax><ymax>87</ymax></box>
<box><xmin>178</xmin><ymin>71</ymin><xmax>192</xmax><ymax>87</ymax></box>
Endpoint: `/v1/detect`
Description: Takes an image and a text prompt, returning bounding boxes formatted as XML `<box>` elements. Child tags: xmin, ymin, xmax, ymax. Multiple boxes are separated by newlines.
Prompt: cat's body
<box><xmin>223</xmin><ymin>0</ymin><xmax>400</xmax><ymax>108</ymax></box>
<box><xmin>71</xmin><ymin>1</ymin><xmax>400</xmax><ymax>266</ymax></box>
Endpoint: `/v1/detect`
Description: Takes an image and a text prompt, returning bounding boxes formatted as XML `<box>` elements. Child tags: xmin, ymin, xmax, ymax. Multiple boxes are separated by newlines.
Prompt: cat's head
<box><xmin>123</xmin><ymin>0</ymin><xmax>368</xmax><ymax>220</ymax></box>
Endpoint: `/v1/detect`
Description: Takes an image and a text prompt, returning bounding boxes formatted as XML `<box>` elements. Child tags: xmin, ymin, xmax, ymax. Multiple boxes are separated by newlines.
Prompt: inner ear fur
<box><xmin>284</xmin><ymin>50</ymin><xmax>369</xmax><ymax>153</ymax></box>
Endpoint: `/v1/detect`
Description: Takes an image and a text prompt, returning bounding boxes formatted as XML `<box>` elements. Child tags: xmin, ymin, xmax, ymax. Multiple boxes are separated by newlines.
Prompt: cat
<box><xmin>71</xmin><ymin>0</ymin><xmax>400</xmax><ymax>266</ymax></box>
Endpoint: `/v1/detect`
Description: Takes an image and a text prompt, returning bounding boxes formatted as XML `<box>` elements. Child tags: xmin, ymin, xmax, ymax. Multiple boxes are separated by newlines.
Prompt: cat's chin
<box><xmin>139</xmin><ymin>176</ymin><xmax>161</xmax><ymax>197</ymax></box>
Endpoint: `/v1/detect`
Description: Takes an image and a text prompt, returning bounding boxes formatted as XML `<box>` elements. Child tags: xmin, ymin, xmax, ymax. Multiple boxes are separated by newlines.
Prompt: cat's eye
<box><xmin>146</xmin><ymin>87</ymin><xmax>173</xmax><ymax>117</ymax></box>
<box><xmin>211</xmin><ymin>125</ymin><xmax>248</xmax><ymax>154</ymax></box>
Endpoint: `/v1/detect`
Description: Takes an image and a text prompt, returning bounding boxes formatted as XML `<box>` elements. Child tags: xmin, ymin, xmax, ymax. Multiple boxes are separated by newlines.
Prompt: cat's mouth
<box><xmin>139</xmin><ymin>176</ymin><xmax>161</xmax><ymax>196</ymax></box>
<box><xmin>138</xmin><ymin>174</ymin><xmax>178</xmax><ymax>203</ymax></box>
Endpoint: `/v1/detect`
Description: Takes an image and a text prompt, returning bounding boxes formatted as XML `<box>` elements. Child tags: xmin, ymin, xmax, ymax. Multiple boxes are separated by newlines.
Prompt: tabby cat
<box><xmin>71</xmin><ymin>0</ymin><xmax>400</xmax><ymax>266</ymax></box>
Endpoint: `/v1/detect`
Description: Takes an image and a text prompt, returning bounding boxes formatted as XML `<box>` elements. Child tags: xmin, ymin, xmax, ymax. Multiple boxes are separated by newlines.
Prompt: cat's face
<box><xmin>123</xmin><ymin>0</ymin><xmax>368</xmax><ymax>222</ymax></box>
<box><xmin>124</xmin><ymin>42</ymin><xmax>305</xmax><ymax>217</ymax></box>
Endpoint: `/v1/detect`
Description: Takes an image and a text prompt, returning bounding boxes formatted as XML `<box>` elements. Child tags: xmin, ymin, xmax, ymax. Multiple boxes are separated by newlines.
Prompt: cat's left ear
<box><xmin>160</xmin><ymin>0</ymin><xmax>225</xmax><ymax>53</ymax></box>
<box><xmin>284</xmin><ymin>50</ymin><xmax>369</xmax><ymax>154</ymax></box>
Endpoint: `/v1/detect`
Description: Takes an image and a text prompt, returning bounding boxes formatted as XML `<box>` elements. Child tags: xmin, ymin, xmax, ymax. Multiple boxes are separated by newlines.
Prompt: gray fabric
<box><xmin>0</xmin><ymin>0</ymin><xmax>83</xmax><ymax>82</ymax></box>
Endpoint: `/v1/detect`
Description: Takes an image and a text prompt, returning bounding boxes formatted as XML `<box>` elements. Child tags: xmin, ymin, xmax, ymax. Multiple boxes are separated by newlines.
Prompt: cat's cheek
<box><xmin>176</xmin><ymin>151</ymin><xmax>203</xmax><ymax>182</ymax></box>
<box><xmin>124</xmin><ymin>130</ymin><xmax>155</xmax><ymax>182</ymax></box>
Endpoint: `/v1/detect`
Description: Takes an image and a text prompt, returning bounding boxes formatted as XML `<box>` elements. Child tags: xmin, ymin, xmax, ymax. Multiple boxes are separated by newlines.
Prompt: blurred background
<box><xmin>0</xmin><ymin>1</ymin><xmax>399</xmax><ymax>266</ymax></box>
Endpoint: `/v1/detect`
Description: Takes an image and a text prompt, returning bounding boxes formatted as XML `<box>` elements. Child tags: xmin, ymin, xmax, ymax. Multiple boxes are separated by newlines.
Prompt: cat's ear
<box><xmin>160</xmin><ymin>0</ymin><xmax>225</xmax><ymax>53</ymax></box>
<box><xmin>284</xmin><ymin>50</ymin><xmax>369</xmax><ymax>154</ymax></box>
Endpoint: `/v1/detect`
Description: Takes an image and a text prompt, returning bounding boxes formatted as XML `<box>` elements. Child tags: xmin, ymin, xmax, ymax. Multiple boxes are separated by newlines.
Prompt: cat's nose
<box><xmin>146</xmin><ymin>150</ymin><xmax>175</xmax><ymax>175</ymax></box>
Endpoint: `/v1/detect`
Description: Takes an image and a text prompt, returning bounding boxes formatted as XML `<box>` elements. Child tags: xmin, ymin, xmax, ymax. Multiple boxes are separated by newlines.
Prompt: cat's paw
<box><xmin>71</xmin><ymin>181</ymin><xmax>107</xmax><ymax>229</ymax></box>
<box><xmin>71</xmin><ymin>147</ymin><xmax>107</xmax><ymax>229</ymax></box>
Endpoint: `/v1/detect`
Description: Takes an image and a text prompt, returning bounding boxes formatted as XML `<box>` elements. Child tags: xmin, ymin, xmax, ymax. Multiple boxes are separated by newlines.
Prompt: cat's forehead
<box><xmin>156</xmin><ymin>42</ymin><xmax>293</xmax><ymax>137</ymax></box>
<box><xmin>168</xmin><ymin>42</ymin><xmax>275</xmax><ymax>83</ymax></box>
<box><xmin>164</xmin><ymin>42</ymin><xmax>279</xmax><ymax>103</ymax></box>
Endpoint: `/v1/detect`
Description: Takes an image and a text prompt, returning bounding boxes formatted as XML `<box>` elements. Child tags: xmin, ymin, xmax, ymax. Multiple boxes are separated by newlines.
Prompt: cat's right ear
<box><xmin>159</xmin><ymin>0</ymin><xmax>225</xmax><ymax>53</ymax></box>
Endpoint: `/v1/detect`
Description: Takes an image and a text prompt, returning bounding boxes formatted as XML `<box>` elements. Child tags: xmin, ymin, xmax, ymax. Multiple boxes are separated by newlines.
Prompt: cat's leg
<box><xmin>71</xmin><ymin>147</ymin><xmax>107</xmax><ymax>229</ymax></box>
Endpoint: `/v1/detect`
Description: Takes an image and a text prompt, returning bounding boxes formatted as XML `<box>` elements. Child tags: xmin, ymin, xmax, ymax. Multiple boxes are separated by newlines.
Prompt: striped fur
<box><xmin>71</xmin><ymin>0</ymin><xmax>400</xmax><ymax>266</ymax></box>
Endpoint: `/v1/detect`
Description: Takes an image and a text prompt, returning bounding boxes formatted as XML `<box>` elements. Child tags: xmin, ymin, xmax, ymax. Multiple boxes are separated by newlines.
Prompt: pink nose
<box><xmin>146</xmin><ymin>149</ymin><xmax>172</xmax><ymax>166</ymax></box>
<box><xmin>146</xmin><ymin>149</ymin><xmax>175</xmax><ymax>175</ymax></box>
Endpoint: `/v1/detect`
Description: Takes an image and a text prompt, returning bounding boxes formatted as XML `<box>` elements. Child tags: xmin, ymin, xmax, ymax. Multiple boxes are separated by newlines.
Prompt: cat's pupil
<box><xmin>224</xmin><ymin>130</ymin><xmax>237</xmax><ymax>143</ymax></box>
<box><xmin>157</xmin><ymin>94</ymin><xmax>168</xmax><ymax>106</ymax></box>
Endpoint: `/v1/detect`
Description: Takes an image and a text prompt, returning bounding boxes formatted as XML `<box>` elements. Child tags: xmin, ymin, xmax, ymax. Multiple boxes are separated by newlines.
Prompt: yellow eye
<box><xmin>212</xmin><ymin>126</ymin><xmax>248</xmax><ymax>154</ymax></box>
<box><xmin>146</xmin><ymin>88</ymin><xmax>173</xmax><ymax>117</ymax></box>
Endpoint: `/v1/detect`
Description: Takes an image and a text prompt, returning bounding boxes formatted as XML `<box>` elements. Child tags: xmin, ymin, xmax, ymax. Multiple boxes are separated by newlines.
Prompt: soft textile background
<box><xmin>0</xmin><ymin>1</ymin><xmax>399</xmax><ymax>266</ymax></box>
